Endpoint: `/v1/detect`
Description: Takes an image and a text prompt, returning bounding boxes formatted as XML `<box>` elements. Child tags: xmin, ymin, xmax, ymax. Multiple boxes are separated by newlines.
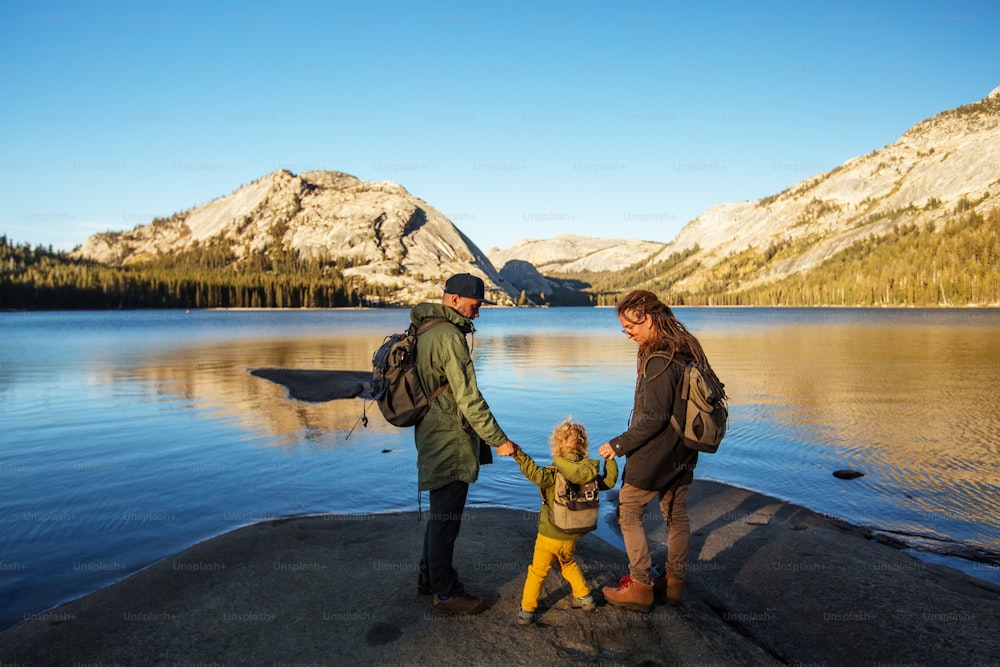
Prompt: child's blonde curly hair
<box><xmin>550</xmin><ymin>417</ymin><xmax>589</xmax><ymax>459</ymax></box>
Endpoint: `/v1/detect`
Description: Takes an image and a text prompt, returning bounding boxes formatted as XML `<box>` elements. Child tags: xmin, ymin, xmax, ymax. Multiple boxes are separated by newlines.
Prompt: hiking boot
<box><xmin>516</xmin><ymin>608</ymin><xmax>535</xmax><ymax>625</ymax></box>
<box><xmin>665</xmin><ymin>576</ymin><xmax>684</xmax><ymax>606</ymax></box>
<box><xmin>432</xmin><ymin>593</ymin><xmax>486</xmax><ymax>615</ymax></box>
<box><xmin>572</xmin><ymin>594</ymin><xmax>597</xmax><ymax>611</ymax></box>
<box><xmin>417</xmin><ymin>571</ymin><xmax>432</xmax><ymax>595</ymax></box>
<box><xmin>652</xmin><ymin>570</ymin><xmax>666</xmax><ymax>604</ymax></box>
<box><xmin>652</xmin><ymin>566</ymin><xmax>684</xmax><ymax>606</ymax></box>
<box><xmin>602</xmin><ymin>575</ymin><xmax>653</xmax><ymax>612</ymax></box>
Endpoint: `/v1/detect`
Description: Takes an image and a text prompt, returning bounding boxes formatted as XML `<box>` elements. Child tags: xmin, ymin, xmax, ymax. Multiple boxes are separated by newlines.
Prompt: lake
<box><xmin>1</xmin><ymin>307</ymin><xmax>998</xmax><ymax>632</ymax></box>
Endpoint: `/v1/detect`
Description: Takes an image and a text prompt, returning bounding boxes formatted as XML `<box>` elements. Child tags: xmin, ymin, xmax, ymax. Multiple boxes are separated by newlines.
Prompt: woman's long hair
<box><xmin>616</xmin><ymin>289</ymin><xmax>708</xmax><ymax>365</ymax></box>
<box><xmin>618</xmin><ymin>289</ymin><xmax>727</xmax><ymax>402</ymax></box>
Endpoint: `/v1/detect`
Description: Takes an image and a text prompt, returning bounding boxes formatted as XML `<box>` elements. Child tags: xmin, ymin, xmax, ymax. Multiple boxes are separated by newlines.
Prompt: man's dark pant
<box><xmin>421</xmin><ymin>480</ymin><xmax>469</xmax><ymax>596</ymax></box>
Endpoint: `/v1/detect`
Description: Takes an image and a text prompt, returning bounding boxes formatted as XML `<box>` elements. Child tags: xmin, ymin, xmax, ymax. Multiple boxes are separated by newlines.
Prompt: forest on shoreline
<box><xmin>564</xmin><ymin>203</ymin><xmax>999</xmax><ymax>308</ymax></box>
<box><xmin>3</xmin><ymin>202</ymin><xmax>998</xmax><ymax>310</ymax></box>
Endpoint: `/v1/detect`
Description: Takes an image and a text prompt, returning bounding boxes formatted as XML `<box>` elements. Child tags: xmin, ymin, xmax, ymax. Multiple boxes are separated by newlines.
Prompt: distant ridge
<box><xmin>655</xmin><ymin>85</ymin><xmax>1000</xmax><ymax>295</ymax></box>
<box><xmin>489</xmin><ymin>86</ymin><xmax>999</xmax><ymax>306</ymax></box>
<box><xmin>66</xmin><ymin>87</ymin><xmax>1000</xmax><ymax>307</ymax></box>
<box><xmin>487</xmin><ymin>234</ymin><xmax>667</xmax><ymax>274</ymax></box>
<box><xmin>73</xmin><ymin>169</ymin><xmax>518</xmax><ymax>305</ymax></box>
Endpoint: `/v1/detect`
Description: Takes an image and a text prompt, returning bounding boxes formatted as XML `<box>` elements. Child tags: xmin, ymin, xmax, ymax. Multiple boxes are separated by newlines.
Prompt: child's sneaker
<box><xmin>572</xmin><ymin>594</ymin><xmax>596</xmax><ymax>611</ymax></box>
<box><xmin>516</xmin><ymin>608</ymin><xmax>535</xmax><ymax>625</ymax></box>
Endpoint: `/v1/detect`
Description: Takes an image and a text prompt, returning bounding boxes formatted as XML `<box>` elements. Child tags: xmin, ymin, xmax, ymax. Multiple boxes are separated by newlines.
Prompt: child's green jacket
<box><xmin>514</xmin><ymin>450</ymin><xmax>619</xmax><ymax>540</ymax></box>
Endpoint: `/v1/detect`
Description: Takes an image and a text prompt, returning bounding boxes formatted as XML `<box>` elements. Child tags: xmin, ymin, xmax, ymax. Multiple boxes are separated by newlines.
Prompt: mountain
<box><xmin>72</xmin><ymin>169</ymin><xmax>518</xmax><ymax>306</ymax></box>
<box><xmin>656</xmin><ymin>85</ymin><xmax>1000</xmax><ymax>295</ymax></box>
<box><xmin>486</xmin><ymin>234</ymin><xmax>669</xmax><ymax>305</ymax></box>
<box><xmin>482</xmin><ymin>86</ymin><xmax>998</xmax><ymax>306</ymax></box>
<box><xmin>66</xmin><ymin>87</ymin><xmax>999</xmax><ymax>309</ymax></box>
<box><xmin>487</xmin><ymin>234</ymin><xmax>667</xmax><ymax>274</ymax></box>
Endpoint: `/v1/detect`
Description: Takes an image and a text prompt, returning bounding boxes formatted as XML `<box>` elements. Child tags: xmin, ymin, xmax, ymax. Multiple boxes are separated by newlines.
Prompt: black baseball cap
<box><xmin>445</xmin><ymin>273</ymin><xmax>496</xmax><ymax>304</ymax></box>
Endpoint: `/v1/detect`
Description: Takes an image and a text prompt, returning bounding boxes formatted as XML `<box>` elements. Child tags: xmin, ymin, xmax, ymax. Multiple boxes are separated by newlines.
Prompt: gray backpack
<box><xmin>656</xmin><ymin>353</ymin><xmax>728</xmax><ymax>454</ymax></box>
<box><xmin>545</xmin><ymin>467</ymin><xmax>600</xmax><ymax>534</ymax></box>
<box><xmin>368</xmin><ymin>319</ymin><xmax>450</xmax><ymax>427</ymax></box>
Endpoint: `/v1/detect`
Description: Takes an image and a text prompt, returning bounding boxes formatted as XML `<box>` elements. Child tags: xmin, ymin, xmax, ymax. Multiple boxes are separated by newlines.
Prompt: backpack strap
<box><xmin>639</xmin><ymin>350</ymin><xmax>677</xmax><ymax>384</ymax></box>
<box><xmin>541</xmin><ymin>465</ymin><xmax>560</xmax><ymax>505</ymax></box>
<box><xmin>540</xmin><ymin>467</ymin><xmax>551</xmax><ymax>503</ymax></box>
<box><xmin>644</xmin><ymin>350</ymin><xmax>677</xmax><ymax>369</ymax></box>
<box><xmin>643</xmin><ymin>351</ymin><xmax>690</xmax><ymax>436</ymax></box>
<box><xmin>668</xmin><ymin>369</ymin><xmax>692</xmax><ymax>438</ymax></box>
<box><xmin>414</xmin><ymin>318</ymin><xmax>451</xmax><ymax>335</ymax></box>
<box><xmin>414</xmin><ymin>318</ymin><xmax>453</xmax><ymax>403</ymax></box>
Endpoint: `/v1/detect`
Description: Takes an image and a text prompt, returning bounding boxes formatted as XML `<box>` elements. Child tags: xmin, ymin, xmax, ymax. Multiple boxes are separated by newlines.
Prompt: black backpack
<box><xmin>368</xmin><ymin>318</ymin><xmax>451</xmax><ymax>427</ymax></box>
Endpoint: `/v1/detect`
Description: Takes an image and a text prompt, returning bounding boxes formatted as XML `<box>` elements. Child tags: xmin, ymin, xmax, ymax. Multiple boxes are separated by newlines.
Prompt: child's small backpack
<box><xmin>661</xmin><ymin>354</ymin><xmax>728</xmax><ymax>454</ymax></box>
<box><xmin>545</xmin><ymin>467</ymin><xmax>600</xmax><ymax>534</ymax></box>
<box><xmin>367</xmin><ymin>318</ymin><xmax>451</xmax><ymax>427</ymax></box>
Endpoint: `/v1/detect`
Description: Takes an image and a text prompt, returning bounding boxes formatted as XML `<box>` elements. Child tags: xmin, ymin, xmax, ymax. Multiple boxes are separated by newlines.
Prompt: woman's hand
<box><xmin>598</xmin><ymin>443</ymin><xmax>616</xmax><ymax>460</ymax></box>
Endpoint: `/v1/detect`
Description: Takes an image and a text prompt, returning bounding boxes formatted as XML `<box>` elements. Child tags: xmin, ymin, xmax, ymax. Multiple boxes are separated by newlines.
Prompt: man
<box><xmin>412</xmin><ymin>273</ymin><xmax>519</xmax><ymax>615</ymax></box>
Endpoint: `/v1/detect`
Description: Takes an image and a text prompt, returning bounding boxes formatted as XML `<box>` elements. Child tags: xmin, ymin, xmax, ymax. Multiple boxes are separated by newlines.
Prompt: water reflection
<box><xmin>706</xmin><ymin>324</ymin><xmax>1000</xmax><ymax>462</ymax></box>
<box><xmin>118</xmin><ymin>333</ymin><xmax>637</xmax><ymax>447</ymax></box>
<box><xmin>701</xmin><ymin>321</ymin><xmax>1000</xmax><ymax>553</ymax></box>
<box><xmin>117</xmin><ymin>312</ymin><xmax>1000</xmax><ymax>555</ymax></box>
<box><xmin>117</xmin><ymin>318</ymin><xmax>1000</xmax><ymax>560</ymax></box>
<box><xmin>114</xmin><ymin>336</ymin><xmax>393</xmax><ymax>444</ymax></box>
<box><xmin>2</xmin><ymin>308</ymin><xmax>999</xmax><ymax>633</ymax></box>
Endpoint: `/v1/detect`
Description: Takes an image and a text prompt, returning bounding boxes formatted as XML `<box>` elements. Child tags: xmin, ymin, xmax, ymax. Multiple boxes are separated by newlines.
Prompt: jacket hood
<box><xmin>411</xmin><ymin>301</ymin><xmax>475</xmax><ymax>334</ymax></box>
<box><xmin>553</xmin><ymin>455</ymin><xmax>601</xmax><ymax>485</ymax></box>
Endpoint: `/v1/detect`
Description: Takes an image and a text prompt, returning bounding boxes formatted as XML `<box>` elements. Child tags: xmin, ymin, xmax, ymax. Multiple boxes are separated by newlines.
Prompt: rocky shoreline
<box><xmin>2</xmin><ymin>480</ymin><xmax>998</xmax><ymax>666</ymax></box>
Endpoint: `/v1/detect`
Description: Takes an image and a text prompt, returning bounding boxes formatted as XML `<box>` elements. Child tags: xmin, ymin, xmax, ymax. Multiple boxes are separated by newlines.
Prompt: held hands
<box><xmin>496</xmin><ymin>440</ymin><xmax>521</xmax><ymax>457</ymax></box>
<box><xmin>598</xmin><ymin>443</ymin><xmax>616</xmax><ymax>460</ymax></box>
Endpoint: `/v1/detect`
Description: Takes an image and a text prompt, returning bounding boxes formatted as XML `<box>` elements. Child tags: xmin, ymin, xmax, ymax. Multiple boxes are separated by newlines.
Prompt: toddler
<box><xmin>513</xmin><ymin>418</ymin><xmax>619</xmax><ymax>625</ymax></box>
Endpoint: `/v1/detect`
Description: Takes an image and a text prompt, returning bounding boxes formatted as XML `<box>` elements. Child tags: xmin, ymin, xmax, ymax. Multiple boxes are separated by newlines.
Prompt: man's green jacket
<box><xmin>411</xmin><ymin>302</ymin><xmax>508</xmax><ymax>491</ymax></box>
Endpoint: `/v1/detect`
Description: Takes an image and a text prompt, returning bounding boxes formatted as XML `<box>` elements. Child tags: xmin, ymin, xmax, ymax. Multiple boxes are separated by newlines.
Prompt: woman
<box><xmin>597</xmin><ymin>290</ymin><xmax>724</xmax><ymax>611</ymax></box>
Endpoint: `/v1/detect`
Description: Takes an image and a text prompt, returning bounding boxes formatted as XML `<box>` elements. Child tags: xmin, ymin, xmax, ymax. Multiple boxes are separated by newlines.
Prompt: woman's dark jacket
<box><xmin>609</xmin><ymin>352</ymin><xmax>698</xmax><ymax>492</ymax></box>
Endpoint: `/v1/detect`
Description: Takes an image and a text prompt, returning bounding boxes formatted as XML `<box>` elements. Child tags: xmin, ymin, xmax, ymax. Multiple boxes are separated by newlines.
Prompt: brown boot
<box><xmin>432</xmin><ymin>593</ymin><xmax>486</xmax><ymax>615</ymax></box>
<box><xmin>665</xmin><ymin>576</ymin><xmax>684</xmax><ymax>606</ymax></box>
<box><xmin>602</xmin><ymin>575</ymin><xmax>653</xmax><ymax>612</ymax></box>
<box><xmin>652</xmin><ymin>570</ymin><xmax>666</xmax><ymax>604</ymax></box>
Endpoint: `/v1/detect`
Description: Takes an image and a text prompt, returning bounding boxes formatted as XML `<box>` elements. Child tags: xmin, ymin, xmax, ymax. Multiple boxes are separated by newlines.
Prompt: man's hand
<box><xmin>598</xmin><ymin>443</ymin><xmax>616</xmax><ymax>460</ymax></box>
<box><xmin>496</xmin><ymin>440</ymin><xmax>519</xmax><ymax>457</ymax></box>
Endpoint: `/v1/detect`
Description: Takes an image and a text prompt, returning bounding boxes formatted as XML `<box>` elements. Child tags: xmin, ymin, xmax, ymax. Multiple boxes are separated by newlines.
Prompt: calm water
<box><xmin>1</xmin><ymin>307</ymin><xmax>999</xmax><ymax>631</ymax></box>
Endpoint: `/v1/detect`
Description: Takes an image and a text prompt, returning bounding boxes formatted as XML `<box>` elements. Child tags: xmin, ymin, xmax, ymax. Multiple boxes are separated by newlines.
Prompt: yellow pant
<box><xmin>520</xmin><ymin>533</ymin><xmax>590</xmax><ymax>612</ymax></box>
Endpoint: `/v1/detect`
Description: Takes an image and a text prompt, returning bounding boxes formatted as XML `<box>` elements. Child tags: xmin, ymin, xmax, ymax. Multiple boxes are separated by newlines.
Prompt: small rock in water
<box><xmin>833</xmin><ymin>469</ymin><xmax>864</xmax><ymax>480</ymax></box>
<box><xmin>381</xmin><ymin>449</ymin><xmax>392</xmax><ymax>453</ymax></box>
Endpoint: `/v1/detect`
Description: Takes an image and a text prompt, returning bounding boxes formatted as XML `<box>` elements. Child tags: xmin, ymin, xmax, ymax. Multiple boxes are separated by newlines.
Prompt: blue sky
<box><xmin>2</xmin><ymin>0</ymin><xmax>998</xmax><ymax>254</ymax></box>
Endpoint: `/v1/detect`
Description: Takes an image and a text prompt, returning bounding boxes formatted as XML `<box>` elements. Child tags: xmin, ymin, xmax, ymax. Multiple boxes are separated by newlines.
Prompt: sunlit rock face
<box><xmin>657</xmin><ymin>88</ymin><xmax>1000</xmax><ymax>291</ymax></box>
<box><xmin>72</xmin><ymin>169</ymin><xmax>517</xmax><ymax>306</ymax></box>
